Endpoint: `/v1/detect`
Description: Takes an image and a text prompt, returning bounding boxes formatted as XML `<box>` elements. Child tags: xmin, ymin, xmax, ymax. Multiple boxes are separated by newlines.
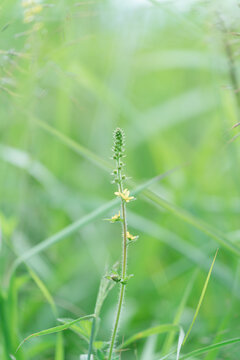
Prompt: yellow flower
<box><xmin>126</xmin><ymin>232</ymin><xmax>138</xmax><ymax>241</ymax></box>
<box><xmin>104</xmin><ymin>211</ymin><xmax>121</xmax><ymax>223</ymax></box>
<box><xmin>114</xmin><ymin>189</ymin><xmax>134</xmax><ymax>202</ymax></box>
<box><xmin>111</xmin><ymin>212</ymin><xmax>121</xmax><ymax>221</ymax></box>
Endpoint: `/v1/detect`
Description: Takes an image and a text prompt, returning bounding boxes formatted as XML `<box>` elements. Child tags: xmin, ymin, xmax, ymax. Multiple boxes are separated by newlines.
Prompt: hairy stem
<box><xmin>108</xmin><ymin>158</ymin><xmax>128</xmax><ymax>360</ymax></box>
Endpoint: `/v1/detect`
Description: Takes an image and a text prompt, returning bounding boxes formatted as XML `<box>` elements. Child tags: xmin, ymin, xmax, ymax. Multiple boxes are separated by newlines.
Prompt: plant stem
<box><xmin>0</xmin><ymin>293</ymin><xmax>12</xmax><ymax>360</ymax></box>
<box><xmin>218</xmin><ymin>16</ymin><xmax>240</xmax><ymax>114</ymax></box>
<box><xmin>87</xmin><ymin>316</ymin><xmax>96</xmax><ymax>360</ymax></box>
<box><xmin>108</xmin><ymin>158</ymin><xmax>128</xmax><ymax>360</ymax></box>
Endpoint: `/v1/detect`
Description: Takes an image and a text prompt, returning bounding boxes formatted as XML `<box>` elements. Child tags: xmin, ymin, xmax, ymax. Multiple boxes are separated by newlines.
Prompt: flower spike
<box><xmin>107</xmin><ymin>128</ymin><xmax>138</xmax><ymax>360</ymax></box>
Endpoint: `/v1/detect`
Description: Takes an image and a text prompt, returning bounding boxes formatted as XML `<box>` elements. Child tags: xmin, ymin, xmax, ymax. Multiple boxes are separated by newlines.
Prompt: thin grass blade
<box><xmin>119</xmin><ymin>324</ymin><xmax>180</xmax><ymax>349</ymax></box>
<box><xmin>162</xmin><ymin>271</ymin><xmax>198</xmax><ymax>355</ymax></box>
<box><xmin>144</xmin><ymin>190</ymin><xmax>240</xmax><ymax>256</ymax></box>
<box><xmin>176</xmin><ymin>328</ymin><xmax>185</xmax><ymax>360</ymax></box>
<box><xmin>23</xmin><ymin>119</ymin><xmax>240</xmax><ymax>257</ymax></box>
<box><xmin>180</xmin><ymin>338</ymin><xmax>240</xmax><ymax>359</ymax></box>
<box><xmin>16</xmin><ymin>314</ymin><xmax>95</xmax><ymax>352</ymax></box>
<box><xmin>182</xmin><ymin>249</ymin><xmax>218</xmax><ymax>346</ymax></box>
<box><xmin>27</xmin><ymin>267</ymin><xmax>57</xmax><ymax>317</ymax></box>
<box><xmin>11</xmin><ymin>169</ymin><xmax>179</xmax><ymax>272</ymax></box>
<box><xmin>88</xmin><ymin>276</ymin><xmax>114</xmax><ymax>360</ymax></box>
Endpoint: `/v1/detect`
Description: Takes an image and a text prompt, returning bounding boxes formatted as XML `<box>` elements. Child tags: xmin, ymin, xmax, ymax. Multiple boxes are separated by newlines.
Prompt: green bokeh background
<box><xmin>1</xmin><ymin>0</ymin><xmax>240</xmax><ymax>359</ymax></box>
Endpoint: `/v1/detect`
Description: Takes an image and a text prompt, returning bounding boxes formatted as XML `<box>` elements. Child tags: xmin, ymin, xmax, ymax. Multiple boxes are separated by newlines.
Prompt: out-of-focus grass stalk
<box><xmin>218</xmin><ymin>16</ymin><xmax>240</xmax><ymax>114</ymax></box>
<box><xmin>87</xmin><ymin>275</ymin><xmax>115</xmax><ymax>359</ymax></box>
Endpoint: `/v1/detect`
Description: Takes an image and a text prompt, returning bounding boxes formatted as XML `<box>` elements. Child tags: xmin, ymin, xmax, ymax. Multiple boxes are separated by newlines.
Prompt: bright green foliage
<box><xmin>1</xmin><ymin>0</ymin><xmax>240</xmax><ymax>360</ymax></box>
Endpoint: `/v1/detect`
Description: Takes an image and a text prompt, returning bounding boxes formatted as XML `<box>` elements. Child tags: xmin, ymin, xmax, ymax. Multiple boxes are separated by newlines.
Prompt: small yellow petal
<box><xmin>111</xmin><ymin>211</ymin><xmax>120</xmax><ymax>220</ymax></box>
<box><xmin>114</xmin><ymin>188</ymin><xmax>134</xmax><ymax>202</ymax></box>
<box><xmin>126</xmin><ymin>231</ymin><xmax>138</xmax><ymax>241</ymax></box>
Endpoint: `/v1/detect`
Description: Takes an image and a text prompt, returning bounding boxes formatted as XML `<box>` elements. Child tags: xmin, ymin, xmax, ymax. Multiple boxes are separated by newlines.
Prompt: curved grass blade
<box><xmin>11</xmin><ymin>198</ymin><xmax>118</xmax><ymax>272</ymax></box>
<box><xmin>162</xmin><ymin>271</ymin><xmax>198</xmax><ymax>356</ymax></box>
<box><xmin>203</xmin><ymin>315</ymin><xmax>228</xmax><ymax>360</ymax></box>
<box><xmin>144</xmin><ymin>190</ymin><xmax>240</xmax><ymax>257</ymax></box>
<box><xmin>1</xmin><ymin>229</ymin><xmax>63</xmax><ymax>359</ymax></box>
<box><xmin>28</xmin><ymin>267</ymin><xmax>57</xmax><ymax>317</ymax></box>
<box><xmin>176</xmin><ymin>328</ymin><xmax>185</xmax><ymax>360</ymax></box>
<box><xmin>180</xmin><ymin>337</ymin><xmax>240</xmax><ymax>359</ymax></box>
<box><xmin>27</xmin><ymin>268</ymin><xmax>63</xmax><ymax>359</ymax></box>
<box><xmin>32</xmin><ymin>117</ymin><xmax>111</xmax><ymax>172</ymax></box>
<box><xmin>7</xmin><ymin>276</ymin><xmax>27</xmax><ymax>360</ymax></box>
<box><xmin>16</xmin><ymin>314</ymin><xmax>95</xmax><ymax>353</ymax></box>
<box><xmin>0</xmin><ymin>144</ymin><xmax>57</xmax><ymax>188</ymax></box>
<box><xmin>128</xmin><ymin>212</ymin><xmax>237</xmax><ymax>296</ymax></box>
<box><xmin>182</xmin><ymin>249</ymin><xmax>218</xmax><ymax>346</ymax></box>
<box><xmin>155</xmin><ymin>252</ymin><xmax>218</xmax><ymax>359</ymax></box>
<box><xmin>129</xmin><ymin>88</ymin><xmax>218</xmax><ymax>147</ymax></box>
<box><xmin>29</xmin><ymin>118</ymin><xmax>240</xmax><ymax>257</ymax></box>
<box><xmin>119</xmin><ymin>324</ymin><xmax>180</xmax><ymax>349</ymax></box>
<box><xmin>88</xmin><ymin>275</ymin><xmax>115</xmax><ymax>360</ymax></box>
<box><xmin>57</xmin><ymin>318</ymin><xmax>91</xmax><ymax>342</ymax></box>
<box><xmin>11</xmin><ymin>169</ymin><xmax>178</xmax><ymax>272</ymax></box>
<box><xmin>204</xmin><ymin>261</ymin><xmax>240</xmax><ymax>360</ymax></box>
<box><xmin>140</xmin><ymin>335</ymin><xmax>157</xmax><ymax>360</ymax></box>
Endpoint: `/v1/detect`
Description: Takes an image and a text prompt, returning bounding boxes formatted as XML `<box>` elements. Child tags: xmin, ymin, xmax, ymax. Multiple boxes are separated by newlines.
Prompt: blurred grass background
<box><xmin>1</xmin><ymin>0</ymin><xmax>240</xmax><ymax>359</ymax></box>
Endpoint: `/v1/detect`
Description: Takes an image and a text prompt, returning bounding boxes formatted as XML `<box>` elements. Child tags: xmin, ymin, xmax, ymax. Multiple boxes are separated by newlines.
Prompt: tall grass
<box><xmin>1</xmin><ymin>0</ymin><xmax>240</xmax><ymax>359</ymax></box>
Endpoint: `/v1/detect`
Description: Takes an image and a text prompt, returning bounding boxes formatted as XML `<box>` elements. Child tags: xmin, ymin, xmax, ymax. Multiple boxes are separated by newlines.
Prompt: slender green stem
<box><xmin>87</xmin><ymin>316</ymin><xmax>96</xmax><ymax>360</ymax></box>
<box><xmin>219</xmin><ymin>17</ymin><xmax>240</xmax><ymax>113</ymax></box>
<box><xmin>0</xmin><ymin>293</ymin><xmax>12</xmax><ymax>360</ymax></box>
<box><xmin>108</xmin><ymin>157</ymin><xmax>128</xmax><ymax>360</ymax></box>
<box><xmin>108</xmin><ymin>284</ymin><xmax>125</xmax><ymax>360</ymax></box>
